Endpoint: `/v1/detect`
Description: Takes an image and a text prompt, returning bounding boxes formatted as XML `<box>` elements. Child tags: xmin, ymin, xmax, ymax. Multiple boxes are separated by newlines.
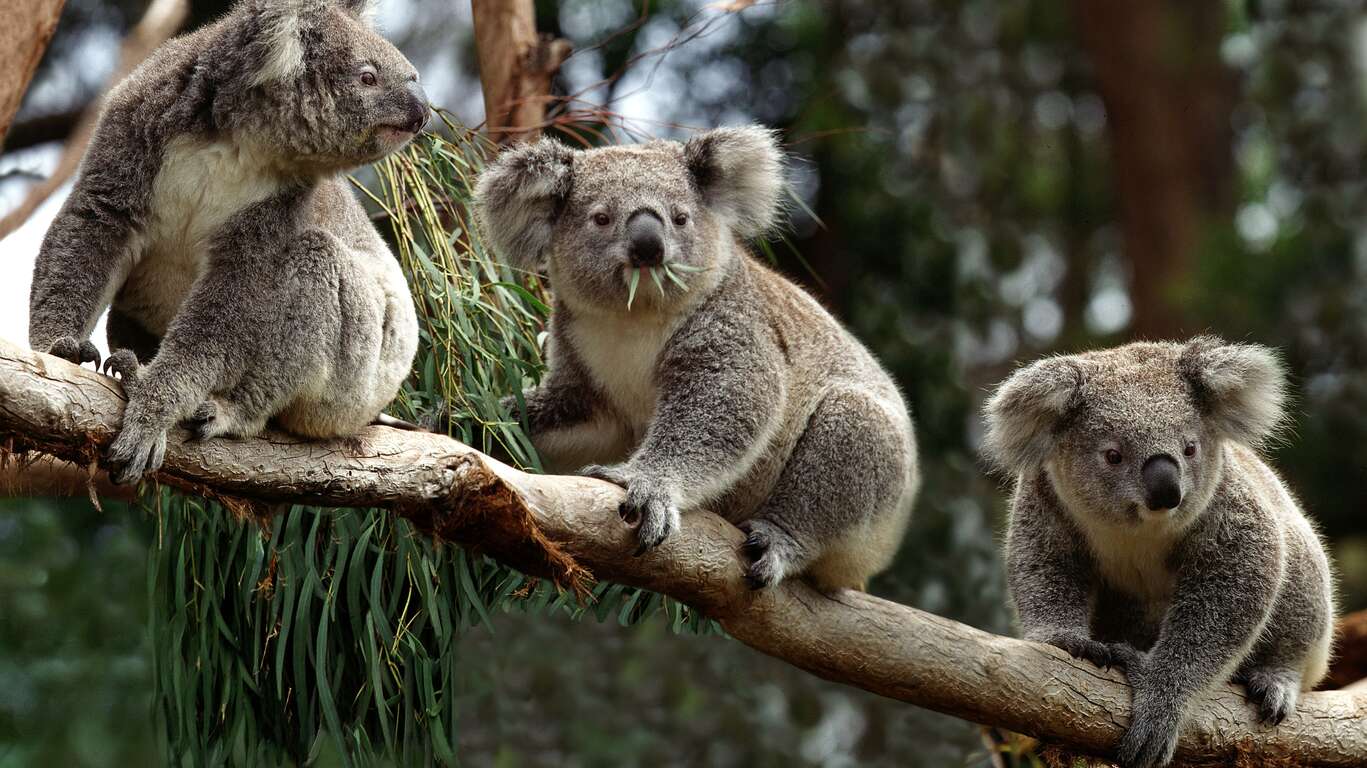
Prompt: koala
<box><xmin>983</xmin><ymin>338</ymin><xmax>1335</xmax><ymax>768</ymax></box>
<box><xmin>474</xmin><ymin>127</ymin><xmax>919</xmax><ymax>592</ymax></box>
<box><xmin>27</xmin><ymin>0</ymin><xmax>427</xmax><ymax>484</ymax></box>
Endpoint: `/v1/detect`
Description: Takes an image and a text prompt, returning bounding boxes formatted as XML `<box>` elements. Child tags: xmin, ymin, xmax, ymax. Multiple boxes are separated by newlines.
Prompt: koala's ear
<box><xmin>683</xmin><ymin>126</ymin><xmax>785</xmax><ymax>239</ymax></box>
<box><xmin>249</xmin><ymin>1</ymin><xmax>312</xmax><ymax>86</ymax></box>
<box><xmin>1179</xmin><ymin>336</ymin><xmax>1287</xmax><ymax>445</ymax></box>
<box><xmin>983</xmin><ymin>357</ymin><xmax>1088</xmax><ymax>473</ymax></box>
<box><xmin>475</xmin><ymin>140</ymin><xmax>577</xmax><ymax>271</ymax></box>
<box><xmin>336</xmin><ymin>0</ymin><xmax>378</xmax><ymax>21</ymax></box>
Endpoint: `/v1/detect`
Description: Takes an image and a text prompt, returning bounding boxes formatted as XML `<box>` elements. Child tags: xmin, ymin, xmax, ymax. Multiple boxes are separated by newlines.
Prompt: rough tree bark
<box><xmin>0</xmin><ymin>0</ymin><xmax>66</xmax><ymax>145</ymax></box>
<box><xmin>470</xmin><ymin>0</ymin><xmax>571</xmax><ymax>144</ymax></box>
<box><xmin>0</xmin><ymin>0</ymin><xmax>187</xmax><ymax>239</ymax></box>
<box><xmin>1071</xmin><ymin>0</ymin><xmax>1235</xmax><ymax>339</ymax></box>
<box><xmin>0</xmin><ymin>338</ymin><xmax>1363</xmax><ymax>767</ymax></box>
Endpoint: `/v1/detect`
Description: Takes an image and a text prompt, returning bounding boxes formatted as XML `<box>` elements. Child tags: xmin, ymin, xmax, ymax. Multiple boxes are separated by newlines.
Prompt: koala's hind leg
<box><xmin>741</xmin><ymin>387</ymin><xmax>912</xmax><ymax>592</ymax></box>
<box><xmin>184</xmin><ymin>397</ymin><xmax>271</xmax><ymax>441</ymax></box>
<box><xmin>1234</xmin><ymin>536</ymin><xmax>1333</xmax><ymax>724</ymax></box>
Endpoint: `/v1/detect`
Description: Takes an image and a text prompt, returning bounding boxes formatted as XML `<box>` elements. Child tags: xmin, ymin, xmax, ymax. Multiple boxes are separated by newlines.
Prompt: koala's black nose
<box><xmin>1141</xmin><ymin>455</ymin><xmax>1182</xmax><ymax>511</ymax></box>
<box><xmin>402</xmin><ymin>80</ymin><xmax>430</xmax><ymax>134</ymax></box>
<box><xmin>626</xmin><ymin>210</ymin><xmax>665</xmax><ymax>268</ymax></box>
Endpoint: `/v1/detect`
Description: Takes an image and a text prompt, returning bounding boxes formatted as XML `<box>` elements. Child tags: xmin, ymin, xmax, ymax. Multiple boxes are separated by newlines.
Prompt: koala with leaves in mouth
<box><xmin>476</xmin><ymin>127</ymin><xmax>919</xmax><ymax>591</ymax></box>
<box><xmin>983</xmin><ymin>338</ymin><xmax>1335</xmax><ymax>768</ymax></box>
<box><xmin>28</xmin><ymin>0</ymin><xmax>428</xmax><ymax>484</ymax></box>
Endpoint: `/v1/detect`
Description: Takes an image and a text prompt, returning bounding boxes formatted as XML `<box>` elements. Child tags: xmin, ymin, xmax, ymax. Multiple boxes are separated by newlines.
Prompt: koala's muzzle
<box><xmin>400</xmin><ymin>80</ymin><xmax>431</xmax><ymax>134</ymax></box>
<box><xmin>382</xmin><ymin>81</ymin><xmax>429</xmax><ymax>135</ymax></box>
<box><xmin>1141</xmin><ymin>454</ymin><xmax>1182</xmax><ymax>511</ymax></box>
<box><xmin>626</xmin><ymin>210</ymin><xmax>665</xmax><ymax>267</ymax></box>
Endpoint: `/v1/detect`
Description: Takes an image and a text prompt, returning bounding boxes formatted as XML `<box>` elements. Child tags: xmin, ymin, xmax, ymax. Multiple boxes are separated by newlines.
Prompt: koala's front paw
<box><xmin>581</xmin><ymin>463</ymin><xmax>632</xmax><ymax>487</ymax></box>
<box><xmin>1115</xmin><ymin>705</ymin><xmax>1181</xmax><ymax>768</ymax></box>
<box><xmin>107</xmin><ymin>416</ymin><xmax>169</xmax><ymax>485</ymax></box>
<box><xmin>1115</xmin><ymin>663</ymin><xmax>1182</xmax><ymax>768</ymax></box>
<box><xmin>47</xmin><ymin>336</ymin><xmax>101</xmax><ymax>369</ymax></box>
<box><xmin>1031</xmin><ymin>629</ymin><xmax>1141</xmax><ymax>671</ymax></box>
<box><xmin>102</xmin><ymin>350</ymin><xmax>142</xmax><ymax>393</ymax></box>
<box><xmin>737</xmin><ymin>518</ymin><xmax>798</xmax><ymax>590</ymax></box>
<box><xmin>1239</xmin><ymin>667</ymin><xmax>1301</xmax><ymax>725</ymax></box>
<box><xmin>581</xmin><ymin>464</ymin><xmax>680</xmax><ymax>555</ymax></box>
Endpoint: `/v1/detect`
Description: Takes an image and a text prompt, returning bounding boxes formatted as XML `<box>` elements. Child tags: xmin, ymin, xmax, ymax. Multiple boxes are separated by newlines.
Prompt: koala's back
<box><xmin>81</xmin><ymin>17</ymin><xmax>418</xmax><ymax>436</ymax></box>
<box><xmin>708</xmin><ymin>256</ymin><xmax>917</xmax><ymax>566</ymax></box>
<box><xmin>1223</xmin><ymin>444</ymin><xmax>1335</xmax><ymax>686</ymax></box>
<box><xmin>273</xmin><ymin>182</ymin><xmax>420</xmax><ymax>436</ymax></box>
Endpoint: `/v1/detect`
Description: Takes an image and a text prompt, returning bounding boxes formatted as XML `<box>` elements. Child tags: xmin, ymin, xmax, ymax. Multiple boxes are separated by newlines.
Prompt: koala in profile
<box><xmin>27</xmin><ymin>0</ymin><xmax>427</xmax><ymax>484</ymax></box>
<box><xmin>475</xmin><ymin>127</ymin><xmax>919</xmax><ymax>591</ymax></box>
<box><xmin>984</xmin><ymin>338</ymin><xmax>1334</xmax><ymax>768</ymax></box>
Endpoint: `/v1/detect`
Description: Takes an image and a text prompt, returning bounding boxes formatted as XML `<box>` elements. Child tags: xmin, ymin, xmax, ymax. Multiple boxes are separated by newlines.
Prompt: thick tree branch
<box><xmin>0</xmin><ymin>336</ymin><xmax>1363</xmax><ymax>767</ymax></box>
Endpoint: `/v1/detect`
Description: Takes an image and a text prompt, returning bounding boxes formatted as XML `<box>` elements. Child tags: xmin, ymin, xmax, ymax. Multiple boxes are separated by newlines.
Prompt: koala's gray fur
<box><xmin>475</xmin><ymin>127</ymin><xmax>919</xmax><ymax>591</ymax></box>
<box><xmin>984</xmin><ymin>338</ymin><xmax>1335</xmax><ymax>768</ymax></box>
<box><xmin>27</xmin><ymin>0</ymin><xmax>428</xmax><ymax>484</ymax></box>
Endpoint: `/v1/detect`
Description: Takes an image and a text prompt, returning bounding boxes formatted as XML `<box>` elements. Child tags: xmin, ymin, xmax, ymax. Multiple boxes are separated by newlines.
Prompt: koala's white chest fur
<box><xmin>121</xmin><ymin>138</ymin><xmax>281</xmax><ymax>333</ymax></box>
<box><xmin>1073</xmin><ymin>513</ymin><xmax>1185</xmax><ymax>605</ymax></box>
<box><xmin>567</xmin><ymin>310</ymin><xmax>683</xmax><ymax>431</ymax></box>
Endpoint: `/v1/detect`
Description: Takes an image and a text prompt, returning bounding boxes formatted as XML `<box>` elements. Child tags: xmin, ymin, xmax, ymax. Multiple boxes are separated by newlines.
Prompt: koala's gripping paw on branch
<box><xmin>738</xmin><ymin>518</ymin><xmax>798</xmax><ymax>590</ymax></box>
<box><xmin>102</xmin><ymin>349</ymin><xmax>141</xmax><ymax>389</ymax></box>
<box><xmin>1116</xmin><ymin>709</ymin><xmax>1181</xmax><ymax>768</ymax></box>
<box><xmin>1240</xmin><ymin>668</ymin><xmax>1301</xmax><ymax>726</ymax></box>
<box><xmin>183</xmin><ymin>401</ymin><xmax>221</xmax><ymax>441</ymax></box>
<box><xmin>106</xmin><ymin>415</ymin><xmax>168</xmax><ymax>486</ymax></box>
<box><xmin>48</xmin><ymin>336</ymin><xmax>101</xmax><ymax>369</ymax></box>
<box><xmin>1033</xmin><ymin>628</ymin><xmax>1144</xmax><ymax>672</ymax></box>
<box><xmin>1115</xmin><ymin>659</ymin><xmax>1183</xmax><ymax>768</ymax></box>
<box><xmin>581</xmin><ymin>464</ymin><xmax>681</xmax><ymax>556</ymax></box>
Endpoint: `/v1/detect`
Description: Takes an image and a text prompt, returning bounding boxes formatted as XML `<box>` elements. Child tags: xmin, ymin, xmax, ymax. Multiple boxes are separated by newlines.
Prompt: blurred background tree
<box><xmin>2</xmin><ymin>0</ymin><xmax>1366</xmax><ymax>766</ymax></box>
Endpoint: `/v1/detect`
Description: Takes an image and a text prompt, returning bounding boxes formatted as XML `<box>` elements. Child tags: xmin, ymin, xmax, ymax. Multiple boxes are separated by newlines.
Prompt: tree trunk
<box><xmin>1071</xmin><ymin>0</ymin><xmax>1235</xmax><ymax>339</ymax></box>
<box><xmin>0</xmin><ymin>0</ymin><xmax>66</xmax><ymax>145</ymax></box>
<box><xmin>1</xmin><ymin>338</ymin><xmax>1364</xmax><ymax>767</ymax></box>
<box><xmin>470</xmin><ymin>0</ymin><xmax>571</xmax><ymax>144</ymax></box>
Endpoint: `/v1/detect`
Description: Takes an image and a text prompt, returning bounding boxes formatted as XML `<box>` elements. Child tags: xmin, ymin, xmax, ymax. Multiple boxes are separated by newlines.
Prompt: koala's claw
<box><xmin>737</xmin><ymin>518</ymin><xmax>790</xmax><ymax>590</ymax></box>
<box><xmin>102</xmin><ymin>349</ymin><xmax>142</xmax><ymax>389</ymax></box>
<box><xmin>106</xmin><ymin>420</ymin><xmax>168</xmax><ymax>486</ymax></box>
<box><xmin>48</xmin><ymin>336</ymin><xmax>101</xmax><ymax>369</ymax></box>
<box><xmin>1241</xmin><ymin>669</ymin><xmax>1300</xmax><ymax>726</ymax></box>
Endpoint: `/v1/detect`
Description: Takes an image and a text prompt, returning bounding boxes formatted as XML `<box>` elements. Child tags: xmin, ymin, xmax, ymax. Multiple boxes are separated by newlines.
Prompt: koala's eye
<box><xmin>593</xmin><ymin>212</ymin><xmax>611</xmax><ymax>227</ymax></box>
<box><xmin>1104</xmin><ymin>449</ymin><xmax>1123</xmax><ymax>466</ymax></box>
<box><xmin>1184</xmin><ymin>441</ymin><xmax>1197</xmax><ymax>457</ymax></box>
<box><xmin>360</xmin><ymin>71</ymin><xmax>378</xmax><ymax>87</ymax></box>
<box><xmin>673</xmin><ymin>212</ymin><xmax>689</xmax><ymax>226</ymax></box>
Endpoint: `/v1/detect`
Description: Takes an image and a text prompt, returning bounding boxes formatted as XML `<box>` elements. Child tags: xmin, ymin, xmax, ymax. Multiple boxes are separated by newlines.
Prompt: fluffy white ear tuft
<box><xmin>1179</xmin><ymin>336</ymin><xmax>1288</xmax><ymax>446</ymax></box>
<box><xmin>982</xmin><ymin>356</ymin><xmax>1088</xmax><ymax>473</ymax></box>
<box><xmin>475</xmin><ymin>140</ymin><xmax>577</xmax><ymax>271</ymax></box>
<box><xmin>682</xmin><ymin>125</ymin><xmax>785</xmax><ymax>239</ymax></box>
<box><xmin>250</xmin><ymin>1</ymin><xmax>310</xmax><ymax>86</ymax></box>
